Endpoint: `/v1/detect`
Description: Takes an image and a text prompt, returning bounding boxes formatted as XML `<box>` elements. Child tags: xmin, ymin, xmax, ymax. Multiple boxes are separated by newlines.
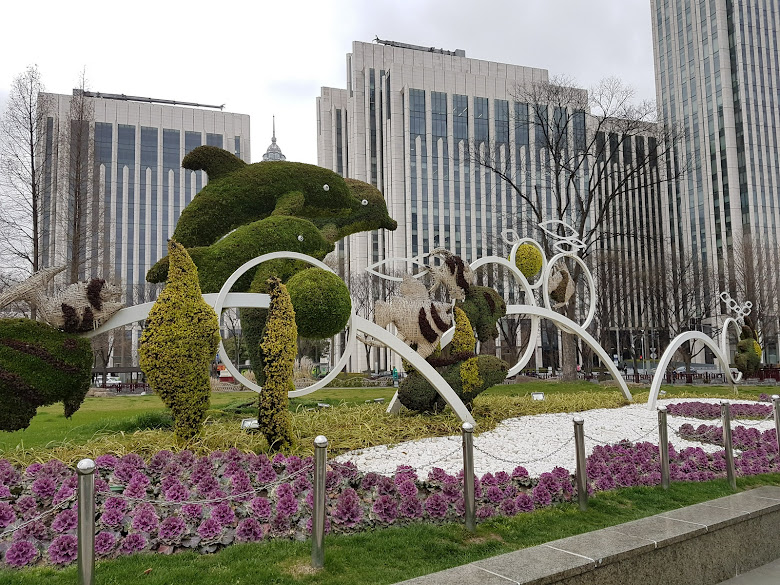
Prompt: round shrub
<box><xmin>286</xmin><ymin>268</ymin><xmax>351</xmax><ymax>339</ymax></box>
<box><xmin>514</xmin><ymin>243</ymin><xmax>543</xmax><ymax>279</ymax></box>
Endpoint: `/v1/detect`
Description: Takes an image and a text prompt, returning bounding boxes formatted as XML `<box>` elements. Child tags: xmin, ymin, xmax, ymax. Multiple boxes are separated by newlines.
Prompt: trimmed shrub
<box><xmin>458</xmin><ymin>286</ymin><xmax>506</xmax><ymax>343</ymax></box>
<box><xmin>0</xmin><ymin>319</ymin><xmax>92</xmax><ymax>431</ymax></box>
<box><xmin>139</xmin><ymin>241</ymin><xmax>220</xmax><ymax>441</ymax></box>
<box><xmin>258</xmin><ymin>277</ymin><xmax>296</xmax><ymax>449</ymax></box>
<box><xmin>286</xmin><ymin>268</ymin><xmax>351</xmax><ymax>339</ymax></box>
<box><xmin>514</xmin><ymin>243</ymin><xmax>543</xmax><ymax>279</ymax></box>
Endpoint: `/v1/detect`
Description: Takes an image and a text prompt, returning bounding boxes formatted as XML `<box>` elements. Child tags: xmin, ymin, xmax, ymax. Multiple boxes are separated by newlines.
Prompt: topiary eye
<box><xmin>297</xmin><ymin>235</ymin><xmax>304</xmax><ymax>242</ymax></box>
<box><xmin>323</xmin><ymin>184</ymin><xmax>329</xmax><ymax>191</ymax></box>
<box><xmin>361</xmin><ymin>199</ymin><xmax>368</xmax><ymax>206</ymax></box>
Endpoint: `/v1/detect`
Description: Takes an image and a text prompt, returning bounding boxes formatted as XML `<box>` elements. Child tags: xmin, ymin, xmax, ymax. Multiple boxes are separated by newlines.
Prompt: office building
<box><xmin>40</xmin><ymin>90</ymin><xmax>250</xmax><ymax>365</ymax></box>
<box><xmin>317</xmin><ymin>40</ymin><xmax>666</xmax><ymax>370</ymax></box>
<box><xmin>651</xmin><ymin>0</ymin><xmax>780</xmax><ymax>363</ymax></box>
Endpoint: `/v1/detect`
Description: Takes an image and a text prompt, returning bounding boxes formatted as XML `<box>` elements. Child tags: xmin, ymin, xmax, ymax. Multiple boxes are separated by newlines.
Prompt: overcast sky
<box><xmin>0</xmin><ymin>0</ymin><xmax>656</xmax><ymax>165</ymax></box>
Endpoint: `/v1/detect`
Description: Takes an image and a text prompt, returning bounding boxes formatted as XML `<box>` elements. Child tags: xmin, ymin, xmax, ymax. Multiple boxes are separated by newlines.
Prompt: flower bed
<box><xmin>0</xmin><ymin>427</ymin><xmax>778</xmax><ymax>569</ymax></box>
<box><xmin>676</xmin><ymin>423</ymin><xmax>777</xmax><ymax>452</ymax></box>
<box><xmin>666</xmin><ymin>401</ymin><xmax>773</xmax><ymax>420</ymax></box>
<box><xmin>0</xmin><ymin>450</ymin><xmax>575</xmax><ymax>569</ymax></box>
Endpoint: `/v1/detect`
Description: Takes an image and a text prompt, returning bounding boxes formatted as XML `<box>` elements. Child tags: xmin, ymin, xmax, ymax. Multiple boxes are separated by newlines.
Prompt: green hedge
<box><xmin>139</xmin><ymin>241</ymin><xmax>220</xmax><ymax>440</ymax></box>
<box><xmin>0</xmin><ymin>319</ymin><xmax>92</xmax><ymax>431</ymax></box>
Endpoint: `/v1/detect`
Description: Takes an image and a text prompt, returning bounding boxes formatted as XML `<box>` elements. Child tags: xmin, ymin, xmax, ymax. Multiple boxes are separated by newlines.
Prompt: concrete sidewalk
<box><xmin>718</xmin><ymin>557</ymin><xmax>780</xmax><ymax>584</ymax></box>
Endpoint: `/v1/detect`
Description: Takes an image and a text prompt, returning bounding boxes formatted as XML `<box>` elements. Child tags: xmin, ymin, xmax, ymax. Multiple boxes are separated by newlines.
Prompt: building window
<box><xmin>432</xmin><ymin>91</ymin><xmax>447</xmax><ymax>137</ymax></box>
<box><xmin>206</xmin><ymin>133</ymin><xmax>223</xmax><ymax>148</ymax></box>
<box><xmin>234</xmin><ymin>136</ymin><xmax>241</xmax><ymax>158</ymax></box>
<box><xmin>495</xmin><ymin>99</ymin><xmax>509</xmax><ymax>144</ymax></box>
<box><xmin>474</xmin><ymin>97</ymin><xmax>489</xmax><ymax>143</ymax></box>
<box><xmin>453</xmin><ymin>94</ymin><xmax>468</xmax><ymax>141</ymax></box>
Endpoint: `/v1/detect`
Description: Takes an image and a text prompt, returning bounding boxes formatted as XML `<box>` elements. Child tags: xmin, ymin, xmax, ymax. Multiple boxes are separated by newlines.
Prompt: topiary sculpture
<box><xmin>397</xmin><ymin>306</ymin><xmax>508</xmax><ymax>413</ymax></box>
<box><xmin>258</xmin><ymin>277</ymin><xmax>296</xmax><ymax>449</ymax></box>
<box><xmin>171</xmin><ymin>146</ymin><xmax>396</xmax><ymax>249</ymax></box>
<box><xmin>139</xmin><ymin>240</ymin><xmax>220</xmax><ymax>441</ymax></box>
<box><xmin>0</xmin><ymin>319</ymin><xmax>92</xmax><ymax>431</ymax></box>
<box><xmin>146</xmin><ymin>147</ymin><xmax>397</xmax><ymax>384</ymax></box>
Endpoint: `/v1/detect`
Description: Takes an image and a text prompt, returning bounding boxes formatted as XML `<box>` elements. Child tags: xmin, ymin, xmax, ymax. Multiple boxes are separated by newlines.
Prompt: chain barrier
<box><xmin>0</xmin><ymin>493</ymin><xmax>77</xmax><ymax>540</ymax></box>
<box><xmin>102</xmin><ymin>462</ymin><xmax>314</xmax><ymax>507</ymax></box>
<box><xmin>583</xmin><ymin>424</ymin><xmax>659</xmax><ymax>446</ymax></box>
<box><xmin>472</xmin><ymin>436</ymin><xmax>574</xmax><ymax>466</ymax></box>
<box><xmin>730</xmin><ymin>412</ymin><xmax>775</xmax><ymax>427</ymax></box>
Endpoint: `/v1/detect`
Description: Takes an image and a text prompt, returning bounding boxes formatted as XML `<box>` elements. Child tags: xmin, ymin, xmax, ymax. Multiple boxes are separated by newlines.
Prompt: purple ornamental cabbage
<box><xmin>235</xmin><ymin>518</ymin><xmax>264</xmax><ymax>542</ymax></box>
<box><xmin>51</xmin><ymin>509</ymin><xmax>77</xmax><ymax>533</ymax></box>
<box><xmin>399</xmin><ymin>496</ymin><xmax>423</xmax><ymax>520</ymax></box>
<box><xmin>0</xmin><ymin>502</ymin><xmax>17</xmax><ymax>528</ymax></box>
<box><xmin>250</xmin><ymin>497</ymin><xmax>272</xmax><ymax>520</ymax></box>
<box><xmin>332</xmin><ymin>488</ymin><xmax>362</xmax><ymax>527</ymax></box>
<box><xmin>197</xmin><ymin>518</ymin><xmax>222</xmax><ymax>541</ymax></box>
<box><xmin>94</xmin><ymin>531</ymin><xmax>116</xmax><ymax>556</ymax></box>
<box><xmin>4</xmin><ymin>540</ymin><xmax>38</xmax><ymax>567</ymax></box>
<box><xmin>372</xmin><ymin>495</ymin><xmax>398</xmax><ymax>523</ymax></box>
<box><xmin>397</xmin><ymin>480</ymin><xmax>418</xmax><ymax>498</ymax></box>
<box><xmin>119</xmin><ymin>533</ymin><xmax>147</xmax><ymax>555</ymax></box>
<box><xmin>48</xmin><ymin>534</ymin><xmax>78</xmax><ymax>565</ymax></box>
<box><xmin>31</xmin><ymin>476</ymin><xmax>57</xmax><ymax>500</ymax></box>
<box><xmin>424</xmin><ymin>493</ymin><xmax>448</xmax><ymax>518</ymax></box>
<box><xmin>131</xmin><ymin>504</ymin><xmax>159</xmax><ymax>533</ymax></box>
<box><xmin>158</xmin><ymin>516</ymin><xmax>187</xmax><ymax>543</ymax></box>
<box><xmin>211</xmin><ymin>503</ymin><xmax>236</xmax><ymax>527</ymax></box>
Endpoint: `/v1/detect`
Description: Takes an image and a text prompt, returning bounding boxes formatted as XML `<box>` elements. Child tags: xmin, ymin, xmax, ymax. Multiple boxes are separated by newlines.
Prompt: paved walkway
<box><xmin>718</xmin><ymin>558</ymin><xmax>780</xmax><ymax>584</ymax></box>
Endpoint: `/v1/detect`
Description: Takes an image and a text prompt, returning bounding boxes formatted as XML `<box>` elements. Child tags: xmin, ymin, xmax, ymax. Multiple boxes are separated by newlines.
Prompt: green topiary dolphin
<box><xmin>171</xmin><ymin>146</ymin><xmax>396</xmax><ymax>248</ymax></box>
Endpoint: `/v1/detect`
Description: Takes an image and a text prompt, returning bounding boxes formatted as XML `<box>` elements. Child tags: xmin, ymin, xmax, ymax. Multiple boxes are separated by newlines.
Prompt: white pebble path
<box><xmin>334</xmin><ymin>398</ymin><xmax>777</xmax><ymax>478</ymax></box>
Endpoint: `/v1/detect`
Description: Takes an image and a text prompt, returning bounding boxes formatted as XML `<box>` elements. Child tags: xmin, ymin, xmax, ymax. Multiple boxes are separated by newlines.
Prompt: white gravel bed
<box><xmin>334</xmin><ymin>398</ymin><xmax>776</xmax><ymax>478</ymax></box>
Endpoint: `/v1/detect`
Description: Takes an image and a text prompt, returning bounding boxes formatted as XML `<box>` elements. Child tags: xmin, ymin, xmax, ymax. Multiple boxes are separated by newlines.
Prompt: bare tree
<box><xmin>59</xmin><ymin>71</ymin><xmax>96</xmax><ymax>284</ymax></box>
<box><xmin>471</xmin><ymin>75</ymin><xmax>685</xmax><ymax>379</ymax></box>
<box><xmin>646</xmin><ymin>247</ymin><xmax>719</xmax><ymax>372</ymax></box>
<box><xmin>729</xmin><ymin>235</ymin><xmax>780</xmax><ymax>361</ymax></box>
<box><xmin>0</xmin><ymin>65</ymin><xmax>51</xmax><ymax>296</ymax></box>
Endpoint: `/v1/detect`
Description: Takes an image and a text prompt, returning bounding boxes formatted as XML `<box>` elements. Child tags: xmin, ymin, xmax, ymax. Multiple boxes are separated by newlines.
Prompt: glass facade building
<box><xmin>652</xmin><ymin>0</ymin><xmax>780</xmax><ymax>362</ymax></box>
<box><xmin>40</xmin><ymin>91</ymin><xmax>250</xmax><ymax>365</ymax></box>
<box><xmin>317</xmin><ymin>41</ymin><xmax>665</xmax><ymax>371</ymax></box>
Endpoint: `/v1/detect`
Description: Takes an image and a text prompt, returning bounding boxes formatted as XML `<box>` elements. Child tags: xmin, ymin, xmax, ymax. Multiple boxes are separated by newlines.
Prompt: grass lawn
<box><xmin>2</xmin><ymin>474</ymin><xmax>778</xmax><ymax>585</ymax></box>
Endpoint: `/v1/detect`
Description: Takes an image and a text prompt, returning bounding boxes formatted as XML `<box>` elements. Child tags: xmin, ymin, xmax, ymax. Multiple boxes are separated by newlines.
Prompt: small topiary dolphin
<box><xmin>172</xmin><ymin>146</ymin><xmax>396</xmax><ymax>248</ymax></box>
<box><xmin>146</xmin><ymin>216</ymin><xmax>334</xmax><ymax>292</ymax></box>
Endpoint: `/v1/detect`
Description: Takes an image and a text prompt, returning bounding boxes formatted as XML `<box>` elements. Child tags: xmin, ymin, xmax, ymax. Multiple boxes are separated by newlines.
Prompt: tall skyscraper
<box><xmin>651</xmin><ymin>0</ymin><xmax>780</xmax><ymax>362</ymax></box>
<box><xmin>40</xmin><ymin>90</ymin><xmax>250</xmax><ymax>365</ymax></box>
<box><xmin>317</xmin><ymin>40</ymin><xmax>666</xmax><ymax>370</ymax></box>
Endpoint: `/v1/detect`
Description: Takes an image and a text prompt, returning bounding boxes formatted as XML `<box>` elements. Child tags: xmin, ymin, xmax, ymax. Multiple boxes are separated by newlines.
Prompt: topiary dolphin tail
<box><xmin>182</xmin><ymin>145</ymin><xmax>247</xmax><ymax>180</ymax></box>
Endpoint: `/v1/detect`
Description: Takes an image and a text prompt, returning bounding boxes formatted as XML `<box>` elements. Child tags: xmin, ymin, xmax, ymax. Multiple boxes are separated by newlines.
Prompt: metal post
<box><xmin>772</xmin><ymin>395</ymin><xmax>780</xmax><ymax>457</ymax></box>
<box><xmin>462</xmin><ymin>422</ymin><xmax>475</xmax><ymax>531</ymax></box>
<box><xmin>721</xmin><ymin>402</ymin><xmax>737</xmax><ymax>490</ymax></box>
<box><xmin>657</xmin><ymin>406</ymin><xmax>670</xmax><ymax>490</ymax></box>
<box><xmin>311</xmin><ymin>435</ymin><xmax>328</xmax><ymax>569</ymax></box>
<box><xmin>573</xmin><ymin>417</ymin><xmax>588</xmax><ymax>511</ymax></box>
<box><xmin>77</xmin><ymin>458</ymin><xmax>96</xmax><ymax>585</ymax></box>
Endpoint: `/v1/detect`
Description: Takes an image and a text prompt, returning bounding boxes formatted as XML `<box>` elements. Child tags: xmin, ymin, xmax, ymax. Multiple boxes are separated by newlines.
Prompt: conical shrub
<box><xmin>139</xmin><ymin>240</ymin><xmax>220</xmax><ymax>440</ymax></box>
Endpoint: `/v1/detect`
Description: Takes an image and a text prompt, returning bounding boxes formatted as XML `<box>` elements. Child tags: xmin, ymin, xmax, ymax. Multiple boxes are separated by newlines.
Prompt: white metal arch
<box><xmin>647</xmin><ymin>330</ymin><xmax>741</xmax><ymax>410</ymax></box>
